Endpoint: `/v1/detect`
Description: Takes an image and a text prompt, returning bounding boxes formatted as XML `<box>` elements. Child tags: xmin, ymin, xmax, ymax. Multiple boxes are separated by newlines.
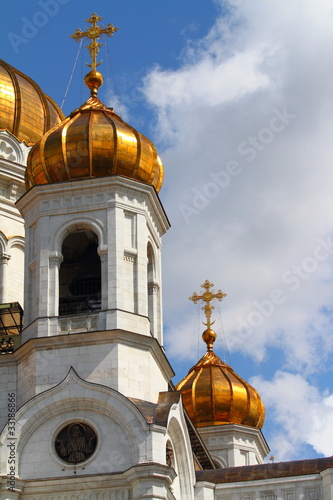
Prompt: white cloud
<box><xmin>141</xmin><ymin>0</ymin><xmax>333</xmax><ymax>373</ymax></box>
<box><xmin>141</xmin><ymin>0</ymin><xmax>333</xmax><ymax>459</ymax></box>
<box><xmin>252</xmin><ymin>371</ymin><xmax>333</xmax><ymax>460</ymax></box>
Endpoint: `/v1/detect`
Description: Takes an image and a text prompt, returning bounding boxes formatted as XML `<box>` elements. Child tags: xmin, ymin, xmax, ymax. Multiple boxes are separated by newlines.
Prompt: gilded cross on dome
<box><xmin>70</xmin><ymin>13</ymin><xmax>118</xmax><ymax>72</ymax></box>
<box><xmin>189</xmin><ymin>280</ymin><xmax>227</xmax><ymax>329</ymax></box>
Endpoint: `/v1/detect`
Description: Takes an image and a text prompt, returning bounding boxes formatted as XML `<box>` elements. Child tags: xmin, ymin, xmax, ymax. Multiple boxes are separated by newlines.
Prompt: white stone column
<box><xmin>0</xmin><ymin>254</ymin><xmax>11</xmax><ymax>304</ymax></box>
<box><xmin>148</xmin><ymin>282</ymin><xmax>160</xmax><ymax>338</ymax></box>
<box><xmin>98</xmin><ymin>248</ymin><xmax>108</xmax><ymax>311</ymax></box>
<box><xmin>48</xmin><ymin>254</ymin><xmax>63</xmax><ymax>317</ymax></box>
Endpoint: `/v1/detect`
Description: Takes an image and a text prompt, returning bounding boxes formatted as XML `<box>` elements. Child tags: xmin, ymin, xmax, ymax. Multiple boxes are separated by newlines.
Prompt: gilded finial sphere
<box><xmin>202</xmin><ymin>328</ymin><xmax>217</xmax><ymax>351</ymax></box>
<box><xmin>84</xmin><ymin>70</ymin><xmax>103</xmax><ymax>95</ymax></box>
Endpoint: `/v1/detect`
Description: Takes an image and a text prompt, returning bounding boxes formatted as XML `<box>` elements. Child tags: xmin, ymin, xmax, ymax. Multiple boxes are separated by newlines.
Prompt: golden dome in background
<box><xmin>177</xmin><ymin>280</ymin><xmax>265</xmax><ymax>429</ymax></box>
<box><xmin>176</xmin><ymin>348</ymin><xmax>265</xmax><ymax>429</ymax></box>
<box><xmin>0</xmin><ymin>59</ymin><xmax>65</xmax><ymax>145</ymax></box>
<box><xmin>26</xmin><ymin>95</ymin><xmax>164</xmax><ymax>192</ymax></box>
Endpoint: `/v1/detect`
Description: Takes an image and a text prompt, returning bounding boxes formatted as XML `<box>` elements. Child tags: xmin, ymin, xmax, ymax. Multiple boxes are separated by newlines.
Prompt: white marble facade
<box><xmin>0</xmin><ymin>130</ymin><xmax>28</xmax><ymax>307</ymax></box>
<box><xmin>1</xmin><ymin>110</ymin><xmax>333</xmax><ymax>500</ymax></box>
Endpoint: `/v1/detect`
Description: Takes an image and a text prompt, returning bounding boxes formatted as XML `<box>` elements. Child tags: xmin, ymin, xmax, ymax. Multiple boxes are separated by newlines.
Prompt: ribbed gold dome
<box><xmin>26</xmin><ymin>95</ymin><xmax>164</xmax><ymax>192</ymax></box>
<box><xmin>176</xmin><ymin>337</ymin><xmax>265</xmax><ymax>429</ymax></box>
<box><xmin>0</xmin><ymin>59</ymin><xmax>65</xmax><ymax>145</ymax></box>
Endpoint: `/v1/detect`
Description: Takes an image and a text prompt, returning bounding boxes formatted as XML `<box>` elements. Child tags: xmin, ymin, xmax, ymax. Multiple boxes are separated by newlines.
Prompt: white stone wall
<box><xmin>0</xmin><ymin>369</ymin><xmax>178</xmax><ymax>500</ymax></box>
<box><xmin>198</xmin><ymin>424</ymin><xmax>269</xmax><ymax>468</ymax></box>
<box><xmin>14</xmin><ymin>331</ymin><xmax>173</xmax><ymax>407</ymax></box>
<box><xmin>17</xmin><ymin>177</ymin><xmax>169</xmax><ymax>342</ymax></box>
<box><xmin>213</xmin><ymin>476</ymin><xmax>323</xmax><ymax>500</ymax></box>
<box><xmin>0</xmin><ymin>131</ymin><xmax>28</xmax><ymax>307</ymax></box>
<box><xmin>0</xmin><ymin>360</ymin><xmax>17</xmax><ymax>432</ymax></box>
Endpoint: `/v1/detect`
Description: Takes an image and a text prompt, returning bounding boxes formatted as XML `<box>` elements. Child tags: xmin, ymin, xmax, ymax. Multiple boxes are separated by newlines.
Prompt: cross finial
<box><xmin>189</xmin><ymin>280</ymin><xmax>227</xmax><ymax>329</ymax></box>
<box><xmin>70</xmin><ymin>13</ymin><xmax>118</xmax><ymax>96</ymax></box>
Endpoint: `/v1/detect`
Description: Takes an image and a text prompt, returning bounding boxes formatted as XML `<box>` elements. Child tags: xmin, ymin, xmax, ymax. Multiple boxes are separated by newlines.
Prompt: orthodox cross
<box><xmin>70</xmin><ymin>13</ymin><xmax>118</xmax><ymax>71</ymax></box>
<box><xmin>189</xmin><ymin>280</ymin><xmax>227</xmax><ymax>328</ymax></box>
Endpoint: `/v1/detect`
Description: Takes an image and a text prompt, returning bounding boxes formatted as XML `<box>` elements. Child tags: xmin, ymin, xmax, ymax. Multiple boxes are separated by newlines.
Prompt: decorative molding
<box><xmin>59</xmin><ymin>314</ymin><xmax>99</xmax><ymax>334</ymax></box>
<box><xmin>7</xmin><ymin>182</ymin><xmax>19</xmax><ymax>201</ymax></box>
<box><xmin>98</xmin><ymin>247</ymin><xmax>108</xmax><ymax>261</ymax></box>
<box><xmin>0</xmin><ymin>130</ymin><xmax>31</xmax><ymax>165</ymax></box>
<box><xmin>283</xmin><ymin>491</ymin><xmax>296</xmax><ymax>500</ymax></box>
<box><xmin>22</xmin><ymin>489</ymin><xmax>132</xmax><ymax>500</ymax></box>
<box><xmin>124</xmin><ymin>253</ymin><xmax>136</xmax><ymax>263</ymax></box>
<box><xmin>305</xmin><ymin>488</ymin><xmax>320</xmax><ymax>500</ymax></box>
<box><xmin>0</xmin><ymin>139</ymin><xmax>16</xmax><ymax>161</ymax></box>
<box><xmin>49</xmin><ymin>255</ymin><xmax>63</xmax><ymax>268</ymax></box>
<box><xmin>0</xmin><ymin>253</ymin><xmax>11</xmax><ymax>265</ymax></box>
<box><xmin>17</xmin><ymin>176</ymin><xmax>170</xmax><ymax>238</ymax></box>
<box><xmin>148</xmin><ymin>282</ymin><xmax>160</xmax><ymax>295</ymax></box>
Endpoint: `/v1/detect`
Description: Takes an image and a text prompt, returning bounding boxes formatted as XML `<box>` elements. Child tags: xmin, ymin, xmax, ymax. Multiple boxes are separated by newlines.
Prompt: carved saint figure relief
<box><xmin>55</xmin><ymin>423</ymin><xmax>97</xmax><ymax>464</ymax></box>
<box><xmin>166</xmin><ymin>440</ymin><xmax>174</xmax><ymax>468</ymax></box>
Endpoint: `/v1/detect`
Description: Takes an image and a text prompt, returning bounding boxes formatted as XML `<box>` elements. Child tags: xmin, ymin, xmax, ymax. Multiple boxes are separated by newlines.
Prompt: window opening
<box><xmin>59</xmin><ymin>230</ymin><xmax>101</xmax><ymax>316</ymax></box>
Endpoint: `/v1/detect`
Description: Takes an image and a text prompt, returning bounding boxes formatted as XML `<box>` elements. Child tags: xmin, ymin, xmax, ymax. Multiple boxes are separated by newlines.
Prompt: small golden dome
<box><xmin>176</xmin><ymin>346</ymin><xmax>265</xmax><ymax>429</ymax></box>
<box><xmin>181</xmin><ymin>280</ymin><xmax>265</xmax><ymax>428</ymax></box>
<box><xmin>26</xmin><ymin>95</ymin><xmax>164</xmax><ymax>192</ymax></box>
<box><xmin>0</xmin><ymin>59</ymin><xmax>65</xmax><ymax>145</ymax></box>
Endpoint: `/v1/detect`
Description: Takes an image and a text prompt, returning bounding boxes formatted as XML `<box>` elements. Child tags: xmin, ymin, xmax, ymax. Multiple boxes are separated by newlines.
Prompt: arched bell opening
<box><xmin>59</xmin><ymin>230</ymin><xmax>101</xmax><ymax>316</ymax></box>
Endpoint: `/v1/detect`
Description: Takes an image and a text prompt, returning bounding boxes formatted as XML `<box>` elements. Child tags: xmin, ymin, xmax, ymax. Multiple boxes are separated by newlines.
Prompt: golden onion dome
<box><xmin>26</xmin><ymin>95</ymin><xmax>164</xmax><ymax>192</ymax></box>
<box><xmin>26</xmin><ymin>14</ymin><xmax>164</xmax><ymax>192</ymax></box>
<box><xmin>176</xmin><ymin>342</ymin><xmax>265</xmax><ymax>429</ymax></box>
<box><xmin>0</xmin><ymin>59</ymin><xmax>65</xmax><ymax>145</ymax></box>
<box><xmin>177</xmin><ymin>279</ymin><xmax>265</xmax><ymax>429</ymax></box>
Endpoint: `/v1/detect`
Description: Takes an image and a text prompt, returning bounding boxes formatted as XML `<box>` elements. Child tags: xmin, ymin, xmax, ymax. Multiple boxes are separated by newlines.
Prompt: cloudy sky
<box><xmin>2</xmin><ymin>0</ymin><xmax>333</xmax><ymax>462</ymax></box>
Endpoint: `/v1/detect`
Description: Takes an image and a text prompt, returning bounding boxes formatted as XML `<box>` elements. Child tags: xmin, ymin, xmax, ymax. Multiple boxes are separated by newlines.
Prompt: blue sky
<box><xmin>2</xmin><ymin>0</ymin><xmax>333</xmax><ymax>462</ymax></box>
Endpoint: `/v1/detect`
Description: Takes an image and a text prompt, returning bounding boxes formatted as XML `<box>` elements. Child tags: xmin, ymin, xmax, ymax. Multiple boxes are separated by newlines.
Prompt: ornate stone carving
<box><xmin>148</xmin><ymin>282</ymin><xmax>159</xmax><ymax>295</ymax></box>
<box><xmin>0</xmin><ymin>140</ymin><xmax>16</xmax><ymax>162</ymax></box>
<box><xmin>49</xmin><ymin>255</ymin><xmax>63</xmax><ymax>269</ymax></box>
<box><xmin>124</xmin><ymin>254</ymin><xmax>135</xmax><ymax>263</ymax></box>
<box><xmin>59</xmin><ymin>314</ymin><xmax>99</xmax><ymax>333</ymax></box>
<box><xmin>166</xmin><ymin>440</ymin><xmax>174</xmax><ymax>468</ymax></box>
<box><xmin>0</xmin><ymin>254</ymin><xmax>11</xmax><ymax>265</ymax></box>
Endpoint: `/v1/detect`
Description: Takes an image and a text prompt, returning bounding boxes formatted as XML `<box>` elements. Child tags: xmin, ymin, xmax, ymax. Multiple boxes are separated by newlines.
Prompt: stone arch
<box><xmin>0</xmin><ymin>369</ymin><xmax>149</xmax><ymax>480</ymax></box>
<box><xmin>51</xmin><ymin>218</ymin><xmax>106</xmax><ymax>256</ymax></box>
<box><xmin>50</xmin><ymin>219</ymin><xmax>106</xmax><ymax>317</ymax></box>
<box><xmin>212</xmin><ymin>456</ymin><xmax>227</xmax><ymax>468</ymax></box>
<box><xmin>0</xmin><ymin>232</ymin><xmax>8</xmax><ymax>254</ymax></box>
<box><xmin>8</xmin><ymin>235</ymin><xmax>25</xmax><ymax>251</ymax></box>
<box><xmin>167</xmin><ymin>416</ymin><xmax>196</xmax><ymax>500</ymax></box>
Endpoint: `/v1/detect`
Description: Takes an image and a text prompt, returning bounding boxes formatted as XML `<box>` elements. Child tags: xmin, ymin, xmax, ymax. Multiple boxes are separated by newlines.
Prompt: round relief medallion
<box><xmin>55</xmin><ymin>422</ymin><xmax>97</xmax><ymax>464</ymax></box>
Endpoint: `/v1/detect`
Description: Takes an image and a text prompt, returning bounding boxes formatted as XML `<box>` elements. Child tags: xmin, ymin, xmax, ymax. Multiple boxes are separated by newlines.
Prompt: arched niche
<box><xmin>59</xmin><ymin>229</ymin><xmax>101</xmax><ymax>316</ymax></box>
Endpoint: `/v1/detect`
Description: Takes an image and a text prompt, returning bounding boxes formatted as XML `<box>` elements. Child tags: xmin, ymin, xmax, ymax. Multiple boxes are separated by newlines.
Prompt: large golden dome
<box><xmin>0</xmin><ymin>59</ymin><xmax>65</xmax><ymax>145</ymax></box>
<box><xmin>176</xmin><ymin>344</ymin><xmax>265</xmax><ymax>429</ymax></box>
<box><xmin>26</xmin><ymin>95</ymin><xmax>164</xmax><ymax>192</ymax></box>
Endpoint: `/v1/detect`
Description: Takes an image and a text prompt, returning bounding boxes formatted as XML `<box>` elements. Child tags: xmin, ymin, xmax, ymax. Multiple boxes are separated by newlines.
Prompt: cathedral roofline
<box><xmin>196</xmin><ymin>456</ymin><xmax>333</xmax><ymax>484</ymax></box>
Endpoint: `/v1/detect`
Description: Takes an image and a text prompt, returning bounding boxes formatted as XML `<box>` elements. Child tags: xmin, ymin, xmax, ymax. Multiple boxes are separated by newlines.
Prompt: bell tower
<box><xmin>16</xmin><ymin>14</ymin><xmax>171</xmax><ymax>407</ymax></box>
